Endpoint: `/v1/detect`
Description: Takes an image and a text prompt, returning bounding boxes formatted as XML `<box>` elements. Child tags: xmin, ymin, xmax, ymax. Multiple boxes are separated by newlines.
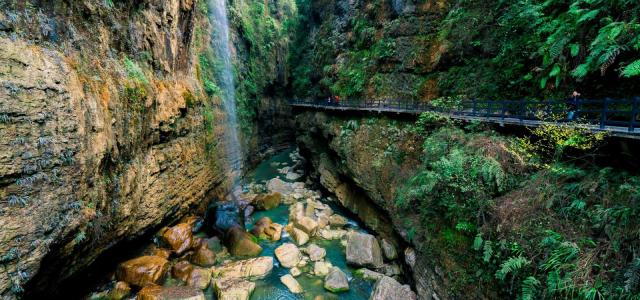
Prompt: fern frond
<box><xmin>496</xmin><ymin>256</ymin><xmax>531</xmax><ymax>281</ymax></box>
<box><xmin>622</xmin><ymin>59</ymin><xmax>640</xmax><ymax>77</ymax></box>
<box><xmin>521</xmin><ymin>276</ymin><xmax>540</xmax><ymax>300</ymax></box>
<box><xmin>625</xmin><ymin>258</ymin><xmax>640</xmax><ymax>292</ymax></box>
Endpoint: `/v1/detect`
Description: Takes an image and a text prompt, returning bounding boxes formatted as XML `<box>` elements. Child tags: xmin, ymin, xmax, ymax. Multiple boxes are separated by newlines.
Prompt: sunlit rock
<box><xmin>280</xmin><ymin>274</ymin><xmax>304</xmax><ymax>294</ymax></box>
<box><xmin>323</xmin><ymin>267</ymin><xmax>349</xmax><ymax>292</ymax></box>
<box><xmin>274</xmin><ymin>243</ymin><xmax>301</xmax><ymax>268</ymax></box>
<box><xmin>115</xmin><ymin>256</ymin><xmax>169</xmax><ymax>287</ymax></box>
<box><xmin>346</xmin><ymin>232</ymin><xmax>384</xmax><ymax>268</ymax></box>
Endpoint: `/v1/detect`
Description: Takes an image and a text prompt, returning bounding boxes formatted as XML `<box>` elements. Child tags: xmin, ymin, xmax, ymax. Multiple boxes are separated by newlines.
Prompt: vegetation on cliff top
<box><xmin>289</xmin><ymin>0</ymin><xmax>640</xmax><ymax>100</ymax></box>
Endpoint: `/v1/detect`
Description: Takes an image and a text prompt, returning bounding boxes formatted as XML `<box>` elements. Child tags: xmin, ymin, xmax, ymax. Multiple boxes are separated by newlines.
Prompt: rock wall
<box><xmin>295</xmin><ymin>111</ymin><xmax>473</xmax><ymax>300</ymax></box>
<box><xmin>0</xmin><ymin>0</ymin><xmax>292</xmax><ymax>297</ymax></box>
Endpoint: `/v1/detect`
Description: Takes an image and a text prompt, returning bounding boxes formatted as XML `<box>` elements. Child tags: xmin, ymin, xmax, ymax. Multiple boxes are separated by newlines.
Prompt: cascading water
<box><xmin>208</xmin><ymin>0</ymin><xmax>243</xmax><ymax>185</ymax></box>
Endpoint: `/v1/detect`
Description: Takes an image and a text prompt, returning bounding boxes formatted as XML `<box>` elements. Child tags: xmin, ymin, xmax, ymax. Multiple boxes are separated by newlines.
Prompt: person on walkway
<box><xmin>335</xmin><ymin>95</ymin><xmax>341</xmax><ymax>106</ymax></box>
<box><xmin>327</xmin><ymin>96</ymin><xmax>332</xmax><ymax>106</ymax></box>
<box><xmin>567</xmin><ymin>91</ymin><xmax>580</xmax><ymax>121</ymax></box>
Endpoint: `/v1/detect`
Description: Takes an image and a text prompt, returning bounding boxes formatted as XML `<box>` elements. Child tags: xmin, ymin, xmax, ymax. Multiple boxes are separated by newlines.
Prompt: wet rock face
<box><xmin>116</xmin><ymin>256</ymin><xmax>169</xmax><ymax>287</ymax></box>
<box><xmin>275</xmin><ymin>243</ymin><xmax>301</xmax><ymax>268</ymax></box>
<box><xmin>161</xmin><ymin>223</ymin><xmax>194</xmax><ymax>255</ymax></box>
<box><xmin>0</xmin><ymin>0</ymin><xmax>234</xmax><ymax>296</ymax></box>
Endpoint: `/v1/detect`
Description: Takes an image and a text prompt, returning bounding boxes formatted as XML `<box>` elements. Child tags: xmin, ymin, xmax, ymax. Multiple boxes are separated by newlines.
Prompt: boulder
<box><xmin>187</xmin><ymin>267</ymin><xmax>212</xmax><ymax>290</ymax></box>
<box><xmin>290</xmin><ymin>267</ymin><xmax>301</xmax><ymax>277</ymax></box>
<box><xmin>295</xmin><ymin>216</ymin><xmax>318</xmax><ymax>236</ymax></box>
<box><xmin>346</xmin><ymin>232</ymin><xmax>384</xmax><ymax>268</ymax></box>
<box><xmin>354</xmin><ymin>268</ymin><xmax>383</xmax><ymax>281</ymax></box>
<box><xmin>108</xmin><ymin>281</ymin><xmax>131</xmax><ymax>300</ymax></box>
<box><xmin>191</xmin><ymin>244</ymin><xmax>216</xmax><ymax>266</ymax></box>
<box><xmin>213</xmin><ymin>202</ymin><xmax>242</xmax><ymax>233</ymax></box>
<box><xmin>226</xmin><ymin>226</ymin><xmax>262</xmax><ymax>257</ymax></box>
<box><xmin>287</xmin><ymin>225</ymin><xmax>309</xmax><ymax>246</ymax></box>
<box><xmin>280</xmin><ymin>274</ymin><xmax>303</xmax><ymax>294</ymax></box>
<box><xmin>329</xmin><ymin>215</ymin><xmax>348</xmax><ymax>227</ymax></box>
<box><xmin>380</xmin><ymin>239</ymin><xmax>398</xmax><ymax>260</ymax></box>
<box><xmin>254</xmin><ymin>193</ymin><xmax>282</xmax><ymax>210</ymax></box>
<box><xmin>381</xmin><ymin>263</ymin><xmax>402</xmax><ymax>277</ymax></box>
<box><xmin>161</xmin><ymin>223</ymin><xmax>193</xmax><ymax>255</ymax></box>
<box><xmin>150</xmin><ymin>247</ymin><xmax>172</xmax><ymax>260</ymax></box>
<box><xmin>369</xmin><ymin>276</ymin><xmax>417</xmax><ymax>300</ymax></box>
<box><xmin>263</xmin><ymin>223</ymin><xmax>283</xmax><ymax>241</ymax></box>
<box><xmin>305</xmin><ymin>244</ymin><xmax>326</xmax><ymax>261</ymax></box>
<box><xmin>274</xmin><ymin>243</ymin><xmax>301</xmax><ymax>268</ymax></box>
<box><xmin>137</xmin><ymin>285</ymin><xmax>205</xmax><ymax>300</ymax></box>
<box><xmin>212</xmin><ymin>256</ymin><xmax>274</xmax><ymax>280</ymax></box>
<box><xmin>313</xmin><ymin>261</ymin><xmax>332</xmax><ymax>277</ymax></box>
<box><xmin>323</xmin><ymin>267</ymin><xmax>349</xmax><ymax>293</ymax></box>
<box><xmin>213</xmin><ymin>278</ymin><xmax>255</xmax><ymax>300</ymax></box>
<box><xmin>249</xmin><ymin>217</ymin><xmax>272</xmax><ymax>239</ymax></box>
<box><xmin>318</xmin><ymin>228</ymin><xmax>347</xmax><ymax>240</ymax></box>
<box><xmin>267</xmin><ymin>178</ymin><xmax>293</xmax><ymax>194</ymax></box>
<box><xmin>116</xmin><ymin>256</ymin><xmax>169</xmax><ymax>287</ymax></box>
<box><xmin>172</xmin><ymin>261</ymin><xmax>194</xmax><ymax>282</ymax></box>
<box><xmin>182</xmin><ymin>215</ymin><xmax>205</xmax><ymax>232</ymax></box>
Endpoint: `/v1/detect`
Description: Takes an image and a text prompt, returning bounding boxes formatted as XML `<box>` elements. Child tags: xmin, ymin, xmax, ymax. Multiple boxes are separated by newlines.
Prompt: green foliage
<box><xmin>73</xmin><ymin>230</ymin><xmax>86</xmax><ymax>245</ymax></box>
<box><xmin>623</xmin><ymin>59</ymin><xmax>640</xmax><ymax>77</ymax></box>
<box><xmin>496</xmin><ymin>256</ymin><xmax>530</xmax><ymax>281</ymax></box>
<box><xmin>123</xmin><ymin>57</ymin><xmax>148</xmax><ymax>85</ymax></box>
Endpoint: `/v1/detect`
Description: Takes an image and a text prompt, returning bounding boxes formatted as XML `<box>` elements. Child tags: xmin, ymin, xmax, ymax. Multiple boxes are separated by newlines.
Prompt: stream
<box><xmin>86</xmin><ymin>148</ymin><xmax>409</xmax><ymax>299</ymax></box>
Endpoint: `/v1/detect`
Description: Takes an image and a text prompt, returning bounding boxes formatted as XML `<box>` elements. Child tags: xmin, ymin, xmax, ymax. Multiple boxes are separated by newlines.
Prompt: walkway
<box><xmin>289</xmin><ymin>98</ymin><xmax>640</xmax><ymax>139</ymax></box>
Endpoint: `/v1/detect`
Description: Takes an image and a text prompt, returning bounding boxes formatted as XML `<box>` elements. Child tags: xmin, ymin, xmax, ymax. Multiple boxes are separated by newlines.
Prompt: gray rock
<box><xmin>369</xmin><ymin>276</ymin><xmax>417</xmax><ymax>300</ymax></box>
<box><xmin>346</xmin><ymin>232</ymin><xmax>384</xmax><ymax>268</ymax></box>
<box><xmin>324</xmin><ymin>267</ymin><xmax>349</xmax><ymax>292</ymax></box>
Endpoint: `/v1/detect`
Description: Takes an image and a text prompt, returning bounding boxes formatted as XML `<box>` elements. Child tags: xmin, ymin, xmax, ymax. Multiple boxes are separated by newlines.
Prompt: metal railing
<box><xmin>289</xmin><ymin>98</ymin><xmax>640</xmax><ymax>134</ymax></box>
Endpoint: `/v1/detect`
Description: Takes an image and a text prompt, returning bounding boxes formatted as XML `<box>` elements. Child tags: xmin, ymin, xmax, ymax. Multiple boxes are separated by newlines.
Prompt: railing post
<box><xmin>472</xmin><ymin>99</ymin><xmax>477</xmax><ymax>116</ymax></box>
<box><xmin>501</xmin><ymin>100</ymin><xmax>506</xmax><ymax>121</ymax></box>
<box><xmin>630</xmin><ymin>97</ymin><xmax>638</xmax><ymax>132</ymax></box>
<box><xmin>601</xmin><ymin>98</ymin><xmax>609</xmax><ymax>129</ymax></box>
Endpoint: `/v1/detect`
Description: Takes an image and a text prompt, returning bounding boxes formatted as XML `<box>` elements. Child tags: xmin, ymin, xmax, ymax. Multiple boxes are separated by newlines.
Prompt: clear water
<box><xmin>208</xmin><ymin>0</ymin><xmax>243</xmax><ymax>181</ymax></box>
<box><xmin>240</xmin><ymin>150</ymin><xmax>373</xmax><ymax>300</ymax></box>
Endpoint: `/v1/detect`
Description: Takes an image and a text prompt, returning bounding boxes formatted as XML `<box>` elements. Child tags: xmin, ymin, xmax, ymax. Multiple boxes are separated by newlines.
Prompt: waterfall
<box><xmin>208</xmin><ymin>0</ymin><xmax>243</xmax><ymax>185</ymax></box>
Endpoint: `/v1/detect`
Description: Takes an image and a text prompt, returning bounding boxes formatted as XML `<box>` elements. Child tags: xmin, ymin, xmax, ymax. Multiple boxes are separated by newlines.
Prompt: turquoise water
<box><xmin>243</xmin><ymin>149</ymin><xmax>373</xmax><ymax>300</ymax></box>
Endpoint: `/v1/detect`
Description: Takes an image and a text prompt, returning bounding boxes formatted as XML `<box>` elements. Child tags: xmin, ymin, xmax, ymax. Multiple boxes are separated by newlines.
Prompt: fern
<box><xmin>496</xmin><ymin>256</ymin><xmax>531</xmax><ymax>281</ymax></box>
<box><xmin>623</xmin><ymin>60</ymin><xmax>640</xmax><ymax>77</ymax></box>
<box><xmin>521</xmin><ymin>276</ymin><xmax>540</xmax><ymax>300</ymax></box>
<box><xmin>483</xmin><ymin>240</ymin><xmax>493</xmax><ymax>262</ymax></box>
<box><xmin>473</xmin><ymin>234</ymin><xmax>484</xmax><ymax>251</ymax></box>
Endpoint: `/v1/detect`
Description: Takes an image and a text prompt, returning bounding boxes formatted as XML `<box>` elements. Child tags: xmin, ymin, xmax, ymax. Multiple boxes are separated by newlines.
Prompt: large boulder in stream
<box><xmin>226</xmin><ymin>226</ymin><xmax>262</xmax><ymax>257</ymax></box>
<box><xmin>369</xmin><ymin>275</ymin><xmax>417</xmax><ymax>300</ymax></box>
<box><xmin>160</xmin><ymin>223</ymin><xmax>193</xmax><ymax>255</ymax></box>
<box><xmin>137</xmin><ymin>285</ymin><xmax>205</xmax><ymax>300</ymax></box>
<box><xmin>274</xmin><ymin>243</ymin><xmax>301</xmax><ymax>268</ymax></box>
<box><xmin>324</xmin><ymin>267</ymin><xmax>349</xmax><ymax>292</ymax></box>
<box><xmin>187</xmin><ymin>267</ymin><xmax>212</xmax><ymax>290</ymax></box>
<box><xmin>254</xmin><ymin>192</ymin><xmax>282</xmax><ymax>210</ymax></box>
<box><xmin>213</xmin><ymin>202</ymin><xmax>243</xmax><ymax>233</ymax></box>
<box><xmin>346</xmin><ymin>232</ymin><xmax>384</xmax><ymax>268</ymax></box>
<box><xmin>267</xmin><ymin>177</ymin><xmax>294</xmax><ymax>194</ymax></box>
<box><xmin>115</xmin><ymin>256</ymin><xmax>169</xmax><ymax>287</ymax></box>
<box><xmin>212</xmin><ymin>256</ymin><xmax>274</xmax><ymax>281</ymax></box>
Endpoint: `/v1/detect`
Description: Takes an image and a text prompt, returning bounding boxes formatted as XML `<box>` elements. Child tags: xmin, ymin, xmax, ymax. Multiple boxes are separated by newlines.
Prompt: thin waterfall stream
<box><xmin>209</xmin><ymin>0</ymin><xmax>243</xmax><ymax>184</ymax></box>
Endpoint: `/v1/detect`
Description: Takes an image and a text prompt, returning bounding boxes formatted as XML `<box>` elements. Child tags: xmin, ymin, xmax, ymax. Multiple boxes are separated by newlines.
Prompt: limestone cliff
<box><xmin>0</xmin><ymin>0</ymin><xmax>288</xmax><ymax>297</ymax></box>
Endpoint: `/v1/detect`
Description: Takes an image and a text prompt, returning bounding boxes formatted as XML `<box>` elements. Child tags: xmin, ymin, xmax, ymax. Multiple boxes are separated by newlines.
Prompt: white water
<box><xmin>208</xmin><ymin>0</ymin><xmax>243</xmax><ymax>183</ymax></box>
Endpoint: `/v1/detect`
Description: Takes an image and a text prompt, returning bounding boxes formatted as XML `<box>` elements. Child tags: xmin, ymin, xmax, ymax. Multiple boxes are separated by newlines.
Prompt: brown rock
<box><xmin>116</xmin><ymin>256</ymin><xmax>169</xmax><ymax>287</ymax></box>
<box><xmin>137</xmin><ymin>285</ymin><xmax>205</xmax><ymax>300</ymax></box>
<box><xmin>263</xmin><ymin>223</ymin><xmax>283</xmax><ymax>241</ymax></box>
<box><xmin>191</xmin><ymin>244</ymin><xmax>216</xmax><ymax>267</ymax></box>
<box><xmin>172</xmin><ymin>261</ymin><xmax>194</xmax><ymax>282</ymax></box>
<box><xmin>213</xmin><ymin>278</ymin><xmax>255</xmax><ymax>300</ymax></box>
<box><xmin>211</xmin><ymin>256</ymin><xmax>273</xmax><ymax>281</ymax></box>
<box><xmin>295</xmin><ymin>216</ymin><xmax>318</xmax><ymax>236</ymax></box>
<box><xmin>161</xmin><ymin>223</ymin><xmax>193</xmax><ymax>255</ymax></box>
<box><xmin>254</xmin><ymin>193</ymin><xmax>282</xmax><ymax>210</ymax></box>
<box><xmin>286</xmin><ymin>224</ymin><xmax>309</xmax><ymax>246</ymax></box>
<box><xmin>274</xmin><ymin>243</ymin><xmax>301</xmax><ymax>268</ymax></box>
<box><xmin>226</xmin><ymin>226</ymin><xmax>263</xmax><ymax>257</ymax></box>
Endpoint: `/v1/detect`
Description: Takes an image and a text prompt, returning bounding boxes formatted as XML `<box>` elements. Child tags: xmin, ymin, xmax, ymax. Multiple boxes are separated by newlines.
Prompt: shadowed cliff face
<box><xmin>0</xmin><ymin>0</ymin><xmax>281</xmax><ymax>297</ymax></box>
